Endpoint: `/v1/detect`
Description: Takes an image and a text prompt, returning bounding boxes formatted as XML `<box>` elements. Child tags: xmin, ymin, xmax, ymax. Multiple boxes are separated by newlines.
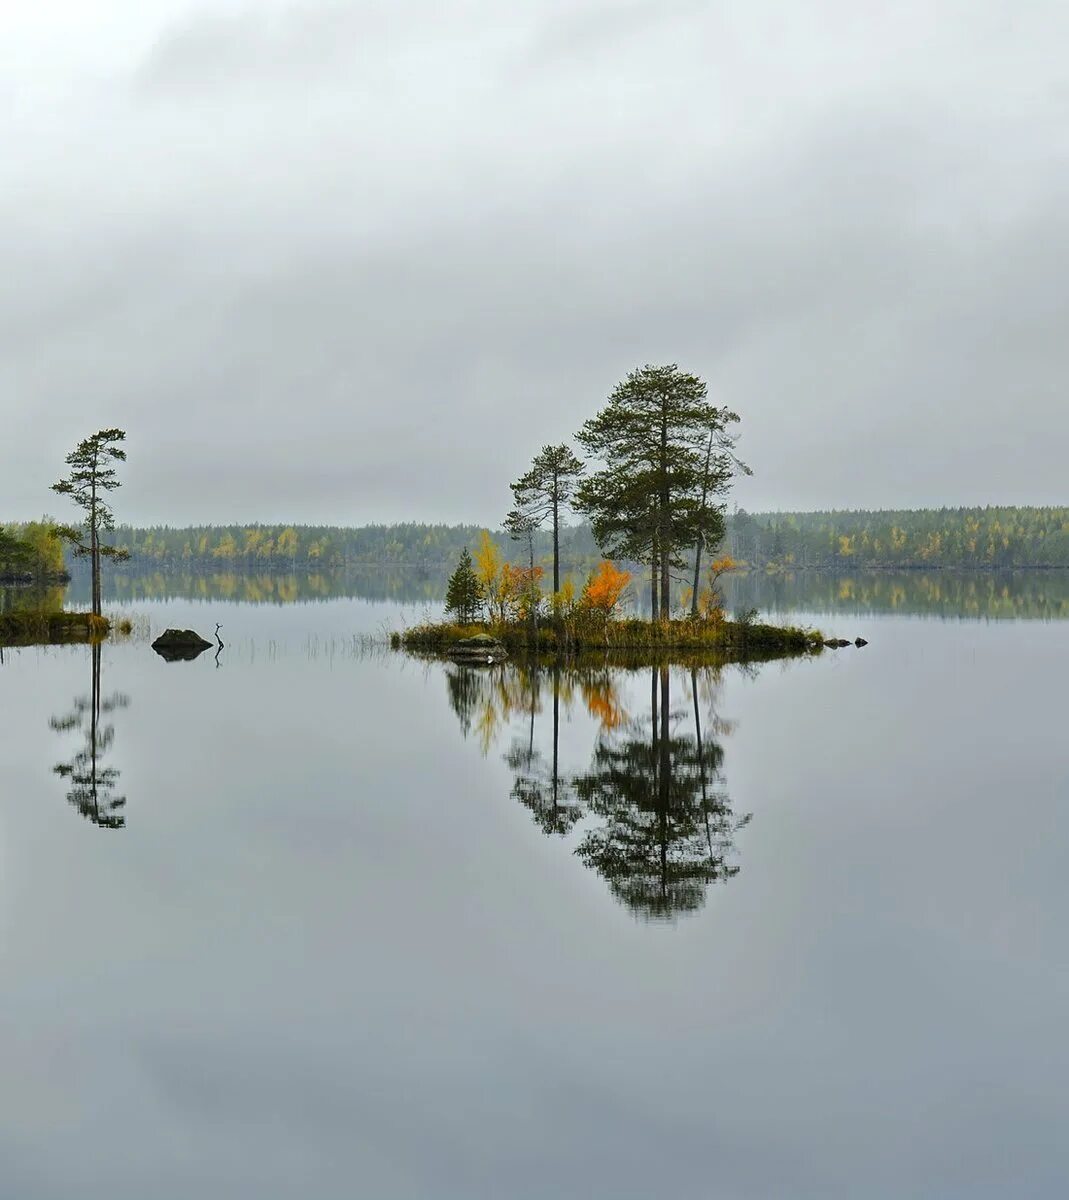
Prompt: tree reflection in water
<box><xmin>506</xmin><ymin>667</ymin><xmax>583</xmax><ymax>835</ymax></box>
<box><xmin>574</xmin><ymin>666</ymin><xmax>750</xmax><ymax>920</ymax></box>
<box><xmin>50</xmin><ymin>643</ymin><xmax>130</xmax><ymax>829</ymax></box>
<box><xmin>445</xmin><ymin>659</ymin><xmax>749</xmax><ymax>920</ymax></box>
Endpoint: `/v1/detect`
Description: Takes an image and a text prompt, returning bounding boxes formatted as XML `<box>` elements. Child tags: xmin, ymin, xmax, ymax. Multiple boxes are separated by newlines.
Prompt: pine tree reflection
<box><xmin>443</xmin><ymin>657</ymin><xmax>748</xmax><ymax>919</ymax></box>
<box><xmin>573</xmin><ymin>667</ymin><xmax>749</xmax><ymax>920</ymax></box>
<box><xmin>50</xmin><ymin>643</ymin><xmax>130</xmax><ymax>828</ymax></box>
<box><xmin>445</xmin><ymin>664</ymin><xmax>483</xmax><ymax>738</ymax></box>
<box><xmin>507</xmin><ymin>666</ymin><xmax>583</xmax><ymax>835</ymax></box>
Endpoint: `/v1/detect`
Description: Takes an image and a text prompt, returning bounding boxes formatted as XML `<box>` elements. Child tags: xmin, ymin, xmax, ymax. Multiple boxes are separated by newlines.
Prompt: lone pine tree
<box><xmin>52</xmin><ymin>428</ymin><xmax>130</xmax><ymax>617</ymax></box>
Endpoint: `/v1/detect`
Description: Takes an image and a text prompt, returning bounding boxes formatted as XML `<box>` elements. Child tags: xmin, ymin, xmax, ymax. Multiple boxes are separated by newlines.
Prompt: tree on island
<box><xmin>444</xmin><ymin>546</ymin><xmax>482</xmax><ymax>624</ymax></box>
<box><xmin>509</xmin><ymin>443</ymin><xmax>585</xmax><ymax>595</ymax></box>
<box><xmin>504</xmin><ymin>508</ymin><xmax>543</xmax><ymax>627</ymax></box>
<box><xmin>574</xmin><ymin>462</ymin><xmax>664</xmax><ymax>616</ymax></box>
<box><xmin>51</xmin><ymin>429</ymin><xmax>130</xmax><ymax>617</ymax></box>
<box><xmin>576</xmin><ymin>365</ymin><xmax>743</xmax><ymax>619</ymax></box>
<box><xmin>686</xmin><ymin>429</ymin><xmax>749</xmax><ymax>617</ymax></box>
<box><xmin>504</xmin><ymin>508</ymin><xmax>538</xmax><ymax>574</ymax></box>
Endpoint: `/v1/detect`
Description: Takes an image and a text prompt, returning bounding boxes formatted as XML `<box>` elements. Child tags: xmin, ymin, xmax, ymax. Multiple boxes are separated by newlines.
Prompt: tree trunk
<box><xmin>659</xmin><ymin>395</ymin><xmax>671</xmax><ymax>620</ymax></box>
<box><xmin>527</xmin><ymin>530</ymin><xmax>537</xmax><ymax>638</ymax></box>
<box><xmin>90</xmin><ymin>472</ymin><xmax>100</xmax><ymax>617</ymax></box>
<box><xmin>552</xmin><ymin>490</ymin><xmax>560</xmax><ymax>596</ymax></box>
<box><xmin>690</xmin><ymin>533</ymin><xmax>704</xmax><ymax>618</ymax></box>
<box><xmin>690</xmin><ymin>432</ymin><xmax>714</xmax><ymax>619</ymax></box>
<box><xmin>650</xmin><ymin>533</ymin><xmax>659</xmax><ymax>621</ymax></box>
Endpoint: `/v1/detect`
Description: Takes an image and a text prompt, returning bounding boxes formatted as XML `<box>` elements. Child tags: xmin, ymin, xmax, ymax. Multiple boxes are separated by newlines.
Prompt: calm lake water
<box><xmin>2</xmin><ymin>573</ymin><xmax>1067</xmax><ymax>1198</ymax></box>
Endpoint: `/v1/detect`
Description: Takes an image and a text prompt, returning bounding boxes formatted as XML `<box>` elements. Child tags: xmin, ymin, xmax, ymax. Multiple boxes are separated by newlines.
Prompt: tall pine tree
<box><xmin>509</xmin><ymin>443</ymin><xmax>584</xmax><ymax>595</ymax></box>
<box><xmin>52</xmin><ymin>429</ymin><xmax>130</xmax><ymax>617</ymax></box>
<box><xmin>576</xmin><ymin>365</ymin><xmax>742</xmax><ymax>618</ymax></box>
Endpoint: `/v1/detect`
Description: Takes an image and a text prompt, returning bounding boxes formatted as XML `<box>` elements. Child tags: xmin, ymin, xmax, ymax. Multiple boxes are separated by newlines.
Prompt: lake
<box><xmin>1</xmin><ymin>571</ymin><xmax>1067</xmax><ymax>1198</ymax></box>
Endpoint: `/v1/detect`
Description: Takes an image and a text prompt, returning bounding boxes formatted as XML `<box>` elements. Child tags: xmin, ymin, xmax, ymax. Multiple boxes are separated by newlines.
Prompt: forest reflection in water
<box><xmin>447</xmin><ymin>660</ymin><xmax>750</xmax><ymax>920</ymax></box>
<box><xmin>57</xmin><ymin>563</ymin><xmax>1069</xmax><ymax>621</ymax></box>
<box><xmin>49</xmin><ymin>643</ymin><xmax>129</xmax><ymax>829</ymax></box>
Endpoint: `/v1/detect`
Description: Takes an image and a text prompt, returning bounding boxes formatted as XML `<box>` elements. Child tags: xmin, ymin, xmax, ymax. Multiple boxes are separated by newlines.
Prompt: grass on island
<box><xmin>396</xmin><ymin>614</ymin><xmax>823</xmax><ymax>658</ymax></box>
<box><xmin>0</xmin><ymin>611</ymin><xmax>112</xmax><ymax>646</ymax></box>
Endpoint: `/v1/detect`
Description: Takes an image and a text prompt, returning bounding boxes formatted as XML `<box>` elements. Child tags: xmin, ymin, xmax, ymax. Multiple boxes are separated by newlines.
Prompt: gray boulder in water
<box><xmin>152</xmin><ymin>629</ymin><xmax>213</xmax><ymax>662</ymax></box>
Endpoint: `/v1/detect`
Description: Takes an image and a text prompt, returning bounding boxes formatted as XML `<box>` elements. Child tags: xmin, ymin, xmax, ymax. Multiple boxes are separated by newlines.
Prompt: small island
<box><xmin>398</xmin><ymin>612</ymin><xmax>822</xmax><ymax>661</ymax></box>
<box><xmin>0</xmin><ymin>524</ymin><xmax>107</xmax><ymax>644</ymax></box>
<box><xmin>395</xmin><ymin>366</ymin><xmax>827</xmax><ymax>666</ymax></box>
<box><xmin>0</xmin><ymin>432</ymin><xmax>128</xmax><ymax>646</ymax></box>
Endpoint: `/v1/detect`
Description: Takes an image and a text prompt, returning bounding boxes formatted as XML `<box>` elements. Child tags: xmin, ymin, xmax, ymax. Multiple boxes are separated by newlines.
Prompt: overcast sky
<box><xmin>3</xmin><ymin>0</ymin><xmax>1066</xmax><ymax>525</ymax></box>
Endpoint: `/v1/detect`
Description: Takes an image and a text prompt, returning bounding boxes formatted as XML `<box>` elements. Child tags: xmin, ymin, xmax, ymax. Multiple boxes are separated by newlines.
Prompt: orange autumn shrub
<box><xmin>503</xmin><ymin>563</ymin><xmax>544</xmax><ymax>619</ymax></box>
<box><xmin>581</xmin><ymin>560</ymin><xmax>631</xmax><ymax>617</ymax></box>
<box><xmin>697</xmin><ymin>554</ymin><xmax>738</xmax><ymax>622</ymax></box>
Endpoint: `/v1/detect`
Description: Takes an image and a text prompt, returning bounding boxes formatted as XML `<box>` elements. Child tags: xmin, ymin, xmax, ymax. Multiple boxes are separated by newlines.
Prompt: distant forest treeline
<box><xmin>730</xmin><ymin>507</ymin><xmax>1069</xmax><ymax>569</ymax></box>
<box><xmin>70</xmin><ymin>506</ymin><xmax>1069</xmax><ymax>572</ymax></box>
<box><xmin>85</xmin><ymin>522</ymin><xmax>602</xmax><ymax>570</ymax></box>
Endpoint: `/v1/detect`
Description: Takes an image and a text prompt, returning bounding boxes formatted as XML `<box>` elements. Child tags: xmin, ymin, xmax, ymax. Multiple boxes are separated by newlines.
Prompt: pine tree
<box><xmin>505</xmin><ymin>508</ymin><xmax>542</xmax><ymax>628</ymax></box>
<box><xmin>573</xmin><ymin>462</ymin><xmax>663</xmax><ymax>617</ymax></box>
<box><xmin>576</xmin><ymin>365</ymin><xmax>742</xmax><ymax>618</ymax></box>
<box><xmin>686</xmin><ymin>429</ymin><xmax>748</xmax><ymax>616</ymax></box>
<box><xmin>504</xmin><ymin>508</ymin><xmax>538</xmax><ymax>572</ymax></box>
<box><xmin>445</xmin><ymin>547</ymin><xmax>482</xmax><ymax>624</ymax></box>
<box><xmin>510</xmin><ymin>444</ymin><xmax>585</xmax><ymax>594</ymax></box>
<box><xmin>52</xmin><ymin>428</ymin><xmax>130</xmax><ymax>617</ymax></box>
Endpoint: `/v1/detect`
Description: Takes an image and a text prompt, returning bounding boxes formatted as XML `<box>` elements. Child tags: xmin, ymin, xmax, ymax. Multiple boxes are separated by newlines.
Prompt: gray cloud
<box><xmin>135</xmin><ymin>1</ymin><xmax>399</xmax><ymax>95</ymax></box>
<box><xmin>3</xmin><ymin>0</ymin><xmax>1068</xmax><ymax>524</ymax></box>
<box><xmin>524</xmin><ymin>0</ymin><xmax>710</xmax><ymax>66</ymax></box>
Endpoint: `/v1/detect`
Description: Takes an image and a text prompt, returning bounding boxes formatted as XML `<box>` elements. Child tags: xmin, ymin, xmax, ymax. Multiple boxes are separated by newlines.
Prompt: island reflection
<box><xmin>50</xmin><ymin>643</ymin><xmax>130</xmax><ymax>829</ymax></box>
<box><xmin>446</xmin><ymin>660</ymin><xmax>751</xmax><ymax>920</ymax></box>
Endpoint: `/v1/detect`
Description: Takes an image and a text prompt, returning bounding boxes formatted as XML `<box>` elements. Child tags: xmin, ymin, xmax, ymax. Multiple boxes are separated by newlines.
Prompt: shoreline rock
<box><xmin>448</xmin><ymin>634</ymin><xmax>508</xmax><ymax>664</ymax></box>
